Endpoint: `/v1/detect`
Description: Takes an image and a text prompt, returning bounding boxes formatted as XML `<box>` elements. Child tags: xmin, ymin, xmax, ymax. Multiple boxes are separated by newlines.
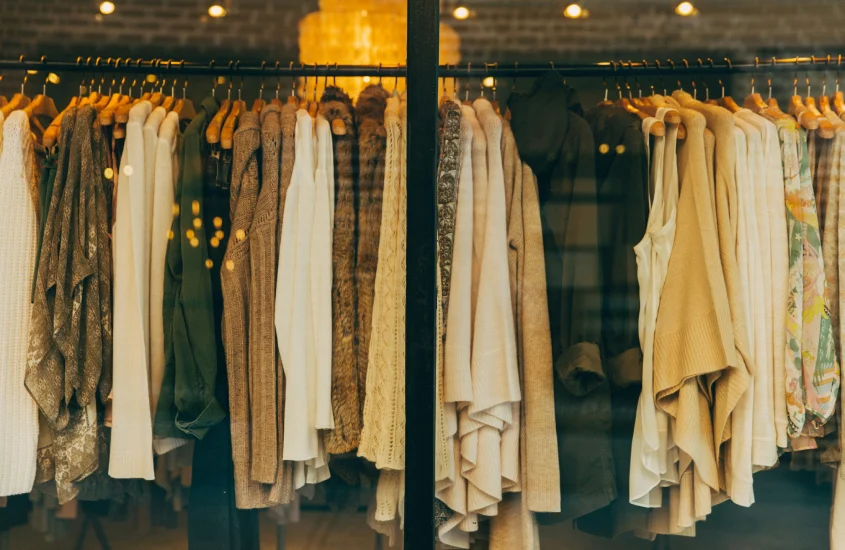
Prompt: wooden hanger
<box><xmin>23</xmin><ymin>77</ymin><xmax>59</xmax><ymax>121</ymax></box>
<box><xmin>788</xmin><ymin>73</ymin><xmax>821</xmax><ymax>131</ymax></box>
<box><xmin>639</xmin><ymin>97</ymin><xmax>686</xmax><ymax>139</ymax></box>
<box><xmin>206</xmin><ymin>76</ymin><xmax>231</xmax><ymax>146</ymax></box>
<box><xmin>1</xmin><ymin>72</ymin><xmax>32</xmax><ymax>117</ymax></box>
<box><xmin>617</xmin><ymin>90</ymin><xmax>665</xmax><ymax>136</ymax></box>
<box><xmin>171</xmin><ymin>77</ymin><xmax>195</xmax><ymax>121</ymax></box>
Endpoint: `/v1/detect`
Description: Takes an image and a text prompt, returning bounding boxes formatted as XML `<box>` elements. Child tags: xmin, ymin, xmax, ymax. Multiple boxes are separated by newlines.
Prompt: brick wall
<box><xmin>1</xmin><ymin>0</ymin><xmax>844</xmax><ymax>99</ymax></box>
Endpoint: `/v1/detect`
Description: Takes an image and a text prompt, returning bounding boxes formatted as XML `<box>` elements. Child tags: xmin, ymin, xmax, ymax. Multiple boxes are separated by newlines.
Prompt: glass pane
<box><xmin>437</xmin><ymin>1</ymin><xmax>842</xmax><ymax>549</ymax></box>
<box><xmin>0</xmin><ymin>1</ymin><xmax>411</xmax><ymax>549</ymax></box>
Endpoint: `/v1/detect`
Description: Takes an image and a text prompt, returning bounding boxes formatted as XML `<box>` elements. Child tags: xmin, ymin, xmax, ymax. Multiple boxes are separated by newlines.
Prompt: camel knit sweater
<box><xmin>0</xmin><ymin>111</ymin><xmax>39</xmax><ymax>497</ymax></box>
<box><xmin>673</xmin><ymin>92</ymin><xmax>753</xmax><ymax>478</ymax></box>
<box><xmin>247</xmin><ymin>104</ymin><xmax>282</xmax><ymax>484</ymax></box>
<box><xmin>650</xmin><ymin>98</ymin><xmax>730</xmax><ymax>525</ymax></box>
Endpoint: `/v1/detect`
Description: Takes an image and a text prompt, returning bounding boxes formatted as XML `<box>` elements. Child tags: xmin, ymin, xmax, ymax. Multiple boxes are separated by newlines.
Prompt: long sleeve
<box><xmin>150</xmin><ymin>112</ymin><xmax>188</xmax><ymax>456</ymax></box>
<box><xmin>0</xmin><ymin>112</ymin><xmax>39</xmax><ymax>496</ymax></box>
<box><xmin>110</xmin><ymin>101</ymin><xmax>155</xmax><ymax>480</ymax></box>
<box><xmin>312</xmin><ymin>116</ymin><xmax>335</xmax><ymax>431</ymax></box>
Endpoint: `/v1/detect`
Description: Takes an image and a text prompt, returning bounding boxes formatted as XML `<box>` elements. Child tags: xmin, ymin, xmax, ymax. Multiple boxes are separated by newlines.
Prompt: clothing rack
<box><xmin>0</xmin><ymin>55</ymin><xmax>842</xmax><ymax>79</ymax></box>
<box><xmin>5</xmin><ymin>24</ymin><xmax>845</xmax><ymax>548</ymax></box>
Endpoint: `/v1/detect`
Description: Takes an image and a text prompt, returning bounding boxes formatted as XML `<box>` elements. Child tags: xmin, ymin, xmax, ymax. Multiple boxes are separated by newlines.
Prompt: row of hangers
<box><xmin>601</xmin><ymin>57</ymin><xmax>845</xmax><ymax>140</ymax></box>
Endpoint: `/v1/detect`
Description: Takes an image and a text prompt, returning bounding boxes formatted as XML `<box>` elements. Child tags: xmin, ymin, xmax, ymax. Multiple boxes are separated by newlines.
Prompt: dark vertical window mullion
<box><xmin>404</xmin><ymin>0</ymin><xmax>439</xmax><ymax>549</ymax></box>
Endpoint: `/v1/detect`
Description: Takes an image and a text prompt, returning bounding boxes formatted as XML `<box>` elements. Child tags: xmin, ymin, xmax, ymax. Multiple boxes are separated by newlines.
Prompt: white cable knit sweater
<box><xmin>0</xmin><ymin>111</ymin><xmax>39</xmax><ymax>496</ymax></box>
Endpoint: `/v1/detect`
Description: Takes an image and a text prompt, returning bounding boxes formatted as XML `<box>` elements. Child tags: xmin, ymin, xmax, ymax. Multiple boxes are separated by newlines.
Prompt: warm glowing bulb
<box><xmin>564</xmin><ymin>3</ymin><xmax>583</xmax><ymax>18</ymax></box>
<box><xmin>675</xmin><ymin>1</ymin><xmax>695</xmax><ymax>16</ymax></box>
<box><xmin>99</xmin><ymin>1</ymin><xmax>115</xmax><ymax>15</ymax></box>
<box><xmin>208</xmin><ymin>4</ymin><xmax>226</xmax><ymax>18</ymax></box>
<box><xmin>483</xmin><ymin>76</ymin><xmax>495</xmax><ymax>88</ymax></box>
<box><xmin>453</xmin><ymin>6</ymin><xmax>470</xmax><ymax>20</ymax></box>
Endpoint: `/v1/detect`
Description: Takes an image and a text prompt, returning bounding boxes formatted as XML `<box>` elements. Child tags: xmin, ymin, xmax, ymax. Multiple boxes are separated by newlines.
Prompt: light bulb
<box><xmin>99</xmin><ymin>1</ymin><xmax>115</xmax><ymax>15</ymax></box>
<box><xmin>453</xmin><ymin>6</ymin><xmax>470</xmax><ymax>20</ymax></box>
<box><xmin>208</xmin><ymin>4</ymin><xmax>227</xmax><ymax>18</ymax></box>
<box><xmin>675</xmin><ymin>1</ymin><xmax>696</xmax><ymax>16</ymax></box>
<box><xmin>564</xmin><ymin>3</ymin><xmax>583</xmax><ymax>19</ymax></box>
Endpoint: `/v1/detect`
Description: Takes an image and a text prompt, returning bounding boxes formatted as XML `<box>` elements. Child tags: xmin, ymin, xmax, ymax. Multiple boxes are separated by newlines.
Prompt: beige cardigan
<box><xmin>673</xmin><ymin>92</ymin><xmax>753</xmax><ymax>476</ymax></box>
<box><xmin>650</xmin><ymin>97</ymin><xmax>729</xmax><ymax>526</ymax></box>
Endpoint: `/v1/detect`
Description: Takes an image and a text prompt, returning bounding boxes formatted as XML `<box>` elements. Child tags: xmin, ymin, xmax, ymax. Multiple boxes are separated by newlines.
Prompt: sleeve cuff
<box><xmin>175</xmin><ymin>398</ymin><xmax>227</xmax><ymax>439</ymax></box>
<box><xmin>607</xmin><ymin>347</ymin><xmax>643</xmax><ymax>388</ymax></box>
<box><xmin>555</xmin><ymin>342</ymin><xmax>604</xmax><ymax>397</ymax></box>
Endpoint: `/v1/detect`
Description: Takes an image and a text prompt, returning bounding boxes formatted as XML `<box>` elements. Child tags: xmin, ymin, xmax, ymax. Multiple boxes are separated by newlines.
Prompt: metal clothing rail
<box><xmin>1</xmin><ymin>55</ymin><xmax>843</xmax><ymax>79</ymax></box>
<box><xmin>0</xmin><ymin>56</ymin><xmax>407</xmax><ymax>77</ymax></box>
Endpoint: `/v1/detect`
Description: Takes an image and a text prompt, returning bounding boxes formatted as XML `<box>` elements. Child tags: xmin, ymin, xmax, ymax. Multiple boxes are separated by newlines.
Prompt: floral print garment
<box><xmin>780</xmin><ymin>120</ymin><xmax>840</xmax><ymax>438</ymax></box>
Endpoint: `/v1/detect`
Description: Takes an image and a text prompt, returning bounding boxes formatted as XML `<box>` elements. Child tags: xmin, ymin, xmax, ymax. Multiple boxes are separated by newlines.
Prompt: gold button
<box><xmin>192</xmin><ymin>200</ymin><xmax>200</xmax><ymax>215</ymax></box>
<box><xmin>615</xmin><ymin>144</ymin><xmax>626</xmax><ymax>154</ymax></box>
<box><xmin>167</xmin><ymin>229</ymin><xmax>174</xmax><ymax>240</ymax></box>
<box><xmin>172</xmin><ymin>203</ymin><xmax>180</xmax><ymax>216</ymax></box>
<box><xmin>210</xmin><ymin>237</ymin><xmax>220</xmax><ymax>248</ymax></box>
<box><xmin>236</xmin><ymin>229</ymin><xmax>246</xmax><ymax>241</ymax></box>
<box><xmin>226</xmin><ymin>260</ymin><xmax>235</xmax><ymax>271</ymax></box>
<box><xmin>599</xmin><ymin>143</ymin><xmax>610</xmax><ymax>154</ymax></box>
<box><xmin>215</xmin><ymin>230</ymin><xmax>225</xmax><ymax>240</ymax></box>
<box><xmin>193</xmin><ymin>218</ymin><xmax>202</xmax><ymax>229</ymax></box>
<box><xmin>213</xmin><ymin>216</ymin><xmax>223</xmax><ymax>228</ymax></box>
<box><xmin>190</xmin><ymin>238</ymin><xmax>200</xmax><ymax>248</ymax></box>
<box><xmin>205</xmin><ymin>259</ymin><xmax>214</xmax><ymax>269</ymax></box>
<box><xmin>104</xmin><ymin>167</ymin><xmax>114</xmax><ymax>180</ymax></box>
<box><xmin>186</xmin><ymin>229</ymin><xmax>195</xmax><ymax>240</ymax></box>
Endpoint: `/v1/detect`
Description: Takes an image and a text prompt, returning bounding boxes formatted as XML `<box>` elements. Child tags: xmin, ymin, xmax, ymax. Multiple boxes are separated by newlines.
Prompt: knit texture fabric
<box><xmin>0</xmin><ymin>111</ymin><xmax>39</xmax><ymax>497</ymax></box>
<box><xmin>358</xmin><ymin>96</ymin><xmax>406</xmax><ymax>470</ymax></box>
<box><xmin>355</xmin><ymin>84</ymin><xmax>390</xmax><ymax>422</ymax></box>
<box><xmin>222</xmin><ymin>112</ymin><xmax>267</xmax><ymax>508</ymax></box>
<box><xmin>248</xmin><ymin>104</ymin><xmax>282</xmax><ymax>484</ymax></box>
<box><xmin>320</xmin><ymin>87</ymin><xmax>362</xmax><ymax>454</ymax></box>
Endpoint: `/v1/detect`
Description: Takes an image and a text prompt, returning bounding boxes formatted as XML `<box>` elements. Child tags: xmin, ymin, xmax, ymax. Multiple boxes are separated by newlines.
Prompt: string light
<box><xmin>564</xmin><ymin>3</ymin><xmax>588</xmax><ymax>19</ymax></box>
<box><xmin>453</xmin><ymin>6</ymin><xmax>470</xmax><ymax>20</ymax></box>
<box><xmin>99</xmin><ymin>2</ymin><xmax>116</xmax><ymax>15</ymax></box>
<box><xmin>208</xmin><ymin>4</ymin><xmax>227</xmax><ymax>18</ymax></box>
<box><xmin>675</xmin><ymin>1</ymin><xmax>697</xmax><ymax>16</ymax></box>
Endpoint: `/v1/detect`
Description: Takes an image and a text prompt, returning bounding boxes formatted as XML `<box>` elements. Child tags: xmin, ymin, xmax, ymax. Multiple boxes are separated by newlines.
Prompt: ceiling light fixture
<box><xmin>208</xmin><ymin>4</ymin><xmax>227</xmax><ymax>18</ymax></box>
<box><xmin>564</xmin><ymin>3</ymin><xmax>588</xmax><ymax>19</ymax></box>
<box><xmin>99</xmin><ymin>1</ymin><xmax>115</xmax><ymax>15</ymax></box>
<box><xmin>675</xmin><ymin>1</ymin><xmax>697</xmax><ymax>16</ymax></box>
<box><xmin>453</xmin><ymin>6</ymin><xmax>470</xmax><ymax>20</ymax></box>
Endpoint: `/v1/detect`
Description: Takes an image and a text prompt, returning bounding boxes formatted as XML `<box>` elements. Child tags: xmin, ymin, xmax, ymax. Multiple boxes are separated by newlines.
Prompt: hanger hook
<box><xmin>838</xmin><ymin>55</ymin><xmax>842</xmax><ymax>93</ymax></box>
<box><xmin>209</xmin><ymin>60</ymin><xmax>217</xmax><ymax>96</ymax></box>
<box><xmin>334</xmin><ymin>62</ymin><xmax>339</xmax><ymax>86</ymax></box>
<box><xmin>464</xmin><ymin>62</ymin><xmax>471</xmax><ymax>102</ymax></box>
<box><xmin>512</xmin><ymin>61</ymin><xmax>518</xmax><ymax>92</ymax></box>
<box><xmin>395</xmin><ymin>63</ymin><xmax>400</xmax><ymax>91</ymax></box>
<box><xmin>378</xmin><ymin>63</ymin><xmax>383</xmax><ymax>85</ymax></box>
<box><xmin>290</xmin><ymin>62</ymin><xmax>296</xmax><ymax>98</ymax></box>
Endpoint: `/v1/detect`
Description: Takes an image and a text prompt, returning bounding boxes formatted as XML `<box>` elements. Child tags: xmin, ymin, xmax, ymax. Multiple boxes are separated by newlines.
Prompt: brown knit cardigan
<box><xmin>223</xmin><ymin>112</ymin><xmax>277</xmax><ymax>509</ymax></box>
<box><xmin>355</xmin><ymin>84</ymin><xmax>390</xmax><ymax>420</ymax></box>
<box><xmin>248</xmin><ymin>104</ymin><xmax>282</xmax><ymax>484</ymax></box>
<box><xmin>320</xmin><ymin>86</ymin><xmax>361</xmax><ymax>454</ymax></box>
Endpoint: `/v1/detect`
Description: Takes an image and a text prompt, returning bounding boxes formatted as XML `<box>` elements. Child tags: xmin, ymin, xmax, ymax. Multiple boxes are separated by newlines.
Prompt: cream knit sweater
<box><xmin>359</xmin><ymin>97</ymin><xmax>406</xmax><ymax>470</ymax></box>
<box><xmin>0</xmin><ymin>111</ymin><xmax>39</xmax><ymax>497</ymax></box>
<box><xmin>110</xmin><ymin>101</ymin><xmax>155</xmax><ymax>480</ymax></box>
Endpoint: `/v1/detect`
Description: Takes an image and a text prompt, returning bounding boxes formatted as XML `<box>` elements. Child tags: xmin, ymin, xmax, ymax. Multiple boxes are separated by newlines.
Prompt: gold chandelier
<box><xmin>299</xmin><ymin>0</ymin><xmax>461</xmax><ymax>99</ymax></box>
